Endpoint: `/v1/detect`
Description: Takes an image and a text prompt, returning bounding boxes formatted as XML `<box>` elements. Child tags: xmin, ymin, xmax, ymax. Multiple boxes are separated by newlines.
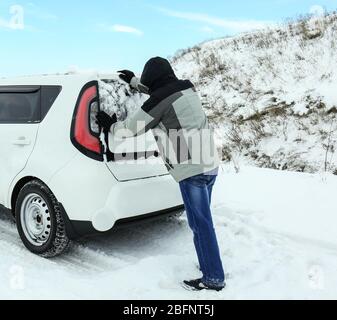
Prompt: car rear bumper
<box><xmin>91</xmin><ymin>173</ymin><xmax>184</xmax><ymax>232</ymax></box>
<box><xmin>63</xmin><ymin>204</ymin><xmax>185</xmax><ymax>239</ymax></box>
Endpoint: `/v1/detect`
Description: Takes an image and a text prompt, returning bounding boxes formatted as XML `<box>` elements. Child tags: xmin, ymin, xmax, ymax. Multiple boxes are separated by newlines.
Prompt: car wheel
<box><xmin>15</xmin><ymin>180</ymin><xmax>70</xmax><ymax>258</ymax></box>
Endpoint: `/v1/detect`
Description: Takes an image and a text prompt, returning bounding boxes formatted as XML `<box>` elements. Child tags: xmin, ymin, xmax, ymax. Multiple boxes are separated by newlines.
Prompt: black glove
<box><xmin>118</xmin><ymin>70</ymin><xmax>135</xmax><ymax>84</ymax></box>
<box><xmin>96</xmin><ymin>111</ymin><xmax>117</xmax><ymax>133</ymax></box>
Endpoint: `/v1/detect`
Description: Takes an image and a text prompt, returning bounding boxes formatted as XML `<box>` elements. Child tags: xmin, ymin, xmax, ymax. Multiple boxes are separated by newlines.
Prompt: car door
<box><xmin>0</xmin><ymin>86</ymin><xmax>40</xmax><ymax>207</ymax></box>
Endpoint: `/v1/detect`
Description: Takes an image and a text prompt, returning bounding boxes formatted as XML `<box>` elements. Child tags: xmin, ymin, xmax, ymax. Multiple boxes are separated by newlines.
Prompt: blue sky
<box><xmin>0</xmin><ymin>0</ymin><xmax>336</xmax><ymax>76</ymax></box>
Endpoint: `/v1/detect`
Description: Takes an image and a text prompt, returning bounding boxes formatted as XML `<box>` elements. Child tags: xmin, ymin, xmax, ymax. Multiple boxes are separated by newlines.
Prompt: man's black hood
<box><xmin>140</xmin><ymin>57</ymin><xmax>178</xmax><ymax>93</ymax></box>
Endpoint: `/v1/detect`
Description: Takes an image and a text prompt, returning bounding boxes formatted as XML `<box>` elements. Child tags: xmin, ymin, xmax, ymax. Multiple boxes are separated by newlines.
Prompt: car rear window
<box><xmin>0</xmin><ymin>86</ymin><xmax>61</xmax><ymax>124</ymax></box>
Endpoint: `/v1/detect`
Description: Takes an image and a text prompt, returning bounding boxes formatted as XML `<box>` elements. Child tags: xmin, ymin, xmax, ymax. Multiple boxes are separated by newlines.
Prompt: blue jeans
<box><xmin>179</xmin><ymin>169</ymin><xmax>225</xmax><ymax>287</ymax></box>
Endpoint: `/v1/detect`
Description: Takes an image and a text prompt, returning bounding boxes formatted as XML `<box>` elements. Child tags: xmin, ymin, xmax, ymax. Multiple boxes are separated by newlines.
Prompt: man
<box><xmin>97</xmin><ymin>57</ymin><xmax>225</xmax><ymax>292</ymax></box>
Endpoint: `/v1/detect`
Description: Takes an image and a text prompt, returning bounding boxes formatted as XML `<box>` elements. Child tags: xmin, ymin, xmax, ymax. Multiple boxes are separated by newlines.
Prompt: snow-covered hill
<box><xmin>1</xmin><ymin>166</ymin><xmax>337</xmax><ymax>299</ymax></box>
<box><xmin>172</xmin><ymin>13</ymin><xmax>337</xmax><ymax>175</ymax></box>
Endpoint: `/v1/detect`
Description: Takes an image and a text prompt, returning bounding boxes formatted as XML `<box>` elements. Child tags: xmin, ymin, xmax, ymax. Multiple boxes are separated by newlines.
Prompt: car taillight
<box><xmin>71</xmin><ymin>81</ymin><xmax>103</xmax><ymax>161</ymax></box>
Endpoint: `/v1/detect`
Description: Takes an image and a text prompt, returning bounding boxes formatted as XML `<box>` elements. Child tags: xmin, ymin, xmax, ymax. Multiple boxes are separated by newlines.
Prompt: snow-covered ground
<box><xmin>1</xmin><ymin>165</ymin><xmax>336</xmax><ymax>300</ymax></box>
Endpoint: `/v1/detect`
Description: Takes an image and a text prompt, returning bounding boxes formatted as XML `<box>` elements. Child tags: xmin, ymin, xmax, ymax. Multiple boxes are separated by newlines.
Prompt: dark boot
<box><xmin>183</xmin><ymin>279</ymin><xmax>225</xmax><ymax>292</ymax></box>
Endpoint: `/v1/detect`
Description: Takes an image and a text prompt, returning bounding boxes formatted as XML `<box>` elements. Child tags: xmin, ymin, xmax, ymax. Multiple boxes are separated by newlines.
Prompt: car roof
<box><xmin>0</xmin><ymin>73</ymin><xmax>120</xmax><ymax>86</ymax></box>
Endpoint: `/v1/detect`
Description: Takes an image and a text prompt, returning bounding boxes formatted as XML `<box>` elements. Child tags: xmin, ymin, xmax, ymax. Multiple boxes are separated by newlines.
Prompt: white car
<box><xmin>0</xmin><ymin>73</ymin><xmax>184</xmax><ymax>257</ymax></box>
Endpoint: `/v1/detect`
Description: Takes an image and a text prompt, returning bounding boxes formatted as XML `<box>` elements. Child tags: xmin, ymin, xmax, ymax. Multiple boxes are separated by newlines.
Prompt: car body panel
<box><xmin>5</xmin><ymin>75</ymin><xmax>93</xmax><ymax>208</ymax></box>
<box><xmin>0</xmin><ymin>124</ymin><xmax>39</xmax><ymax>206</ymax></box>
<box><xmin>48</xmin><ymin>152</ymin><xmax>183</xmax><ymax>231</ymax></box>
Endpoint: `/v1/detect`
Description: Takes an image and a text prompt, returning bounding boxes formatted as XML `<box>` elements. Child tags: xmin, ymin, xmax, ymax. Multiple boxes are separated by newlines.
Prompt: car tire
<box><xmin>15</xmin><ymin>180</ymin><xmax>70</xmax><ymax>258</ymax></box>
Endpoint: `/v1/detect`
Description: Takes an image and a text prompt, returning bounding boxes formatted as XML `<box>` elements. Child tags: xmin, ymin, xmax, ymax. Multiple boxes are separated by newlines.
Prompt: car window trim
<box><xmin>0</xmin><ymin>86</ymin><xmax>41</xmax><ymax>94</ymax></box>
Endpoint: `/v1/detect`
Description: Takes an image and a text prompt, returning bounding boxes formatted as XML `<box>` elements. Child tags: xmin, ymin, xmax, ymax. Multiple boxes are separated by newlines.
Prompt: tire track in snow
<box><xmin>0</xmin><ymin>207</ymin><xmax>188</xmax><ymax>275</ymax></box>
<box><xmin>0</xmin><ymin>208</ymin><xmax>136</xmax><ymax>274</ymax></box>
